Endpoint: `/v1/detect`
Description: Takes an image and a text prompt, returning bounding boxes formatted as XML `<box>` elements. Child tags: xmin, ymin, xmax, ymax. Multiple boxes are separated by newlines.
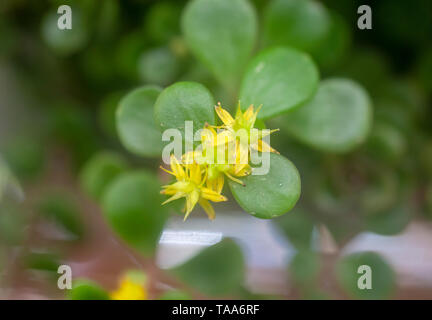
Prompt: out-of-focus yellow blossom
<box><xmin>110</xmin><ymin>272</ymin><xmax>148</xmax><ymax>300</ymax></box>
<box><xmin>160</xmin><ymin>155</ymin><xmax>227</xmax><ymax>220</ymax></box>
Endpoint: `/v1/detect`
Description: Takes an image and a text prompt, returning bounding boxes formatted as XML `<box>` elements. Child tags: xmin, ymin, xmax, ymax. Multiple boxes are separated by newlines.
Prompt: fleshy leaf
<box><xmin>170</xmin><ymin>238</ymin><xmax>244</xmax><ymax>296</ymax></box>
<box><xmin>336</xmin><ymin>252</ymin><xmax>395</xmax><ymax>300</ymax></box>
<box><xmin>116</xmin><ymin>86</ymin><xmax>163</xmax><ymax>157</ymax></box>
<box><xmin>282</xmin><ymin>78</ymin><xmax>372</xmax><ymax>152</ymax></box>
<box><xmin>263</xmin><ymin>0</ymin><xmax>331</xmax><ymax>52</ymax></box>
<box><xmin>229</xmin><ymin>153</ymin><xmax>301</xmax><ymax>219</ymax></box>
<box><xmin>154</xmin><ymin>82</ymin><xmax>215</xmax><ymax>137</ymax></box>
<box><xmin>102</xmin><ymin>170</ymin><xmax>168</xmax><ymax>256</ymax></box>
<box><xmin>182</xmin><ymin>0</ymin><xmax>257</xmax><ymax>88</ymax></box>
<box><xmin>240</xmin><ymin>47</ymin><xmax>319</xmax><ymax>119</ymax></box>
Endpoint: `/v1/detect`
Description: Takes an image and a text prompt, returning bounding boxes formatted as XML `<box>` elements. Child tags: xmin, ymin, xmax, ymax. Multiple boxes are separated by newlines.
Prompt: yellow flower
<box><xmin>110</xmin><ymin>272</ymin><xmax>148</xmax><ymax>300</ymax></box>
<box><xmin>190</xmin><ymin>125</ymin><xmax>251</xmax><ymax>186</ymax></box>
<box><xmin>160</xmin><ymin>155</ymin><xmax>227</xmax><ymax>220</ymax></box>
<box><xmin>215</xmin><ymin>101</ymin><xmax>279</xmax><ymax>156</ymax></box>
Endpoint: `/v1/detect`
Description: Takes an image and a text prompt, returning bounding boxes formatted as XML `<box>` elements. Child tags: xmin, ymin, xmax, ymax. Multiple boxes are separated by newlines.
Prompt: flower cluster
<box><xmin>160</xmin><ymin>102</ymin><xmax>279</xmax><ymax>220</ymax></box>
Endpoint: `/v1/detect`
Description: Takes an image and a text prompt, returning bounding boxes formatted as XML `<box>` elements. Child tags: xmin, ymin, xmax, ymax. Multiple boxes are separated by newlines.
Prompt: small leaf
<box><xmin>182</xmin><ymin>0</ymin><xmax>257</xmax><ymax>88</ymax></box>
<box><xmin>41</xmin><ymin>8</ymin><xmax>88</xmax><ymax>55</ymax></box>
<box><xmin>282</xmin><ymin>78</ymin><xmax>372</xmax><ymax>152</ymax></box>
<box><xmin>68</xmin><ymin>279</ymin><xmax>110</xmax><ymax>300</ymax></box>
<box><xmin>79</xmin><ymin>152</ymin><xmax>128</xmax><ymax>201</ymax></box>
<box><xmin>263</xmin><ymin>0</ymin><xmax>331</xmax><ymax>52</ymax></box>
<box><xmin>170</xmin><ymin>238</ymin><xmax>244</xmax><ymax>296</ymax></box>
<box><xmin>102</xmin><ymin>170</ymin><xmax>168</xmax><ymax>256</ymax></box>
<box><xmin>229</xmin><ymin>153</ymin><xmax>301</xmax><ymax>219</ymax></box>
<box><xmin>116</xmin><ymin>86</ymin><xmax>163</xmax><ymax>157</ymax></box>
<box><xmin>26</xmin><ymin>251</ymin><xmax>60</xmax><ymax>273</ymax></box>
<box><xmin>274</xmin><ymin>208</ymin><xmax>314</xmax><ymax>249</ymax></box>
<box><xmin>336</xmin><ymin>251</ymin><xmax>395</xmax><ymax>300</ymax></box>
<box><xmin>154</xmin><ymin>82</ymin><xmax>215</xmax><ymax>136</ymax></box>
<box><xmin>138</xmin><ymin>47</ymin><xmax>180</xmax><ymax>86</ymax></box>
<box><xmin>365</xmin><ymin>204</ymin><xmax>411</xmax><ymax>236</ymax></box>
<box><xmin>38</xmin><ymin>194</ymin><xmax>85</xmax><ymax>239</ymax></box>
<box><xmin>290</xmin><ymin>250</ymin><xmax>320</xmax><ymax>289</ymax></box>
<box><xmin>239</xmin><ymin>47</ymin><xmax>319</xmax><ymax>119</ymax></box>
<box><xmin>311</xmin><ymin>11</ymin><xmax>351</xmax><ymax>71</ymax></box>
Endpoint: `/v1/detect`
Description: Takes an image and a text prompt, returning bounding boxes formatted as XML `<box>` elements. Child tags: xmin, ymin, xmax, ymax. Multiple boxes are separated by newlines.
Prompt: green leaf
<box><xmin>336</xmin><ymin>252</ymin><xmax>395</xmax><ymax>300</ymax></box>
<box><xmin>290</xmin><ymin>250</ymin><xmax>320</xmax><ymax>288</ymax></box>
<box><xmin>229</xmin><ymin>153</ymin><xmax>301</xmax><ymax>219</ymax></box>
<box><xmin>170</xmin><ymin>238</ymin><xmax>244</xmax><ymax>296</ymax></box>
<box><xmin>274</xmin><ymin>208</ymin><xmax>314</xmax><ymax>249</ymax></box>
<box><xmin>145</xmin><ymin>2</ymin><xmax>182</xmax><ymax>44</ymax></box>
<box><xmin>3</xmin><ymin>135</ymin><xmax>45</xmax><ymax>181</ymax></box>
<box><xmin>102</xmin><ymin>170</ymin><xmax>168</xmax><ymax>256</ymax></box>
<box><xmin>182</xmin><ymin>0</ymin><xmax>257</xmax><ymax>88</ymax></box>
<box><xmin>0</xmin><ymin>203</ymin><xmax>27</xmax><ymax>245</ymax></box>
<box><xmin>38</xmin><ymin>194</ymin><xmax>85</xmax><ymax>239</ymax></box>
<box><xmin>99</xmin><ymin>91</ymin><xmax>124</xmax><ymax>138</ymax></box>
<box><xmin>365</xmin><ymin>205</ymin><xmax>411</xmax><ymax>236</ymax></box>
<box><xmin>282</xmin><ymin>78</ymin><xmax>372</xmax><ymax>152</ymax></box>
<box><xmin>138</xmin><ymin>47</ymin><xmax>180</xmax><ymax>86</ymax></box>
<box><xmin>116</xmin><ymin>86</ymin><xmax>163</xmax><ymax>157</ymax></box>
<box><xmin>154</xmin><ymin>82</ymin><xmax>215</xmax><ymax>136</ymax></box>
<box><xmin>41</xmin><ymin>8</ymin><xmax>88</xmax><ymax>55</ymax></box>
<box><xmin>263</xmin><ymin>0</ymin><xmax>331</xmax><ymax>52</ymax></box>
<box><xmin>79</xmin><ymin>152</ymin><xmax>128</xmax><ymax>201</ymax></box>
<box><xmin>311</xmin><ymin>11</ymin><xmax>351</xmax><ymax>71</ymax></box>
<box><xmin>68</xmin><ymin>279</ymin><xmax>110</xmax><ymax>300</ymax></box>
<box><xmin>239</xmin><ymin>47</ymin><xmax>319</xmax><ymax>119</ymax></box>
<box><xmin>26</xmin><ymin>251</ymin><xmax>60</xmax><ymax>273</ymax></box>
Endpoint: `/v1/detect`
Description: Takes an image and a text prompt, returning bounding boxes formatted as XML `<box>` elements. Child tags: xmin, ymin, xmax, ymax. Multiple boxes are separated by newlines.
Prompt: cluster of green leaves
<box><xmin>2</xmin><ymin>0</ymin><xmax>432</xmax><ymax>300</ymax></box>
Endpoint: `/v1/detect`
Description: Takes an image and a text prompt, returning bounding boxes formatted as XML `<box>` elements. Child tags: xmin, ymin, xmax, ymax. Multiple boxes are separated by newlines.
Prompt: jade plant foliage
<box><xmin>114</xmin><ymin>0</ymin><xmax>371</xmax><ymax>222</ymax></box>
<box><xmin>7</xmin><ymin>0</ymin><xmax>430</xmax><ymax>300</ymax></box>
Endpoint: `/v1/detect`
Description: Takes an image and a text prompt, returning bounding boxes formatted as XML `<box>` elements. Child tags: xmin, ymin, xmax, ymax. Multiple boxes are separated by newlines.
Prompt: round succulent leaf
<box><xmin>182</xmin><ymin>0</ymin><xmax>257</xmax><ymax>88</ymax></box>
<box><xmin>79</xmin><ymin>152</ymin><xmax>128</xmax><ymax>201</ymax></box>
<box><xmin>116</xmin><ymin>86</ymin><xmax>163</xmax><ymax>157</ymax></box>
<box><xmin>282</xmin><ymin>78</ymin><xmax>372</xmax><ymax>153</ymax></box>
<box><xmin>102</xmin><ymin>170</ymin><xmax>169</xmax><ymax>256</ymax></box>
<box><xmin>229</xmin><ymin>153</ymin><xmax>301</xmax><ymax>219</ymax></box>
<box><xmin>154</xmin><ymin>82</ymin><xmax>215</xmax><ymax>138</ymax></box>
<box><xmin>240</xmin><ymin>47</ymin><xmax>319</xmax><ymax>119</ymax></box>
<box><xmin>170</xmin><ymin>238</ymin><xmax>245</xmax><ymax>296</ymax></box>
<box><xmin>263</xmin><ymin>0</ymin><xmax>331</xmax><ymax>52</ymax></box>
<box><xmin>67</xmin><ymin>279</ymin><xmax>110</xmax><ymax>300</ymax></box>
<box><xmin>336</xmin><ymin>251</ymin><xmax>396</xmax><ymax>300</ymax></box>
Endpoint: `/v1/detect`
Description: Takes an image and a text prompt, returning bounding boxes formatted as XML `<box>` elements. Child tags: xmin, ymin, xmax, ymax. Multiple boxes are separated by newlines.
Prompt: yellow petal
<box><xmin>207</xmin><ymin>174</ymin><xmax>225</xmax><ymax>194</ymax></box>
<box><xmin>162</xmin><ymin>191</ymin><xmax>186</xmax><ymax>205</ymax></box>
<box><xmin>260</xmin><ymin>128</ymin><xmax>279</xmax><ymax>139</ymax></box>
<box><xmin>243</xmin><ymin>104</ymin><xmax>254</xmax><ymax>121</ymax></box>
<box><xmin>184</xmin><ymin>190</ymin><xmax>200</xmax><ymax>220</ymax></box>
<box><xmin>256</xmin><ymin>139</ymin><xmax>279</xmax><ymax>154</ymax></box>
<box><xmin>201</xmin><ymin>187</ymin><xmax>227</xmax><ymax>202</ymax></box>
<box><xmin>215</xmin><ymin>103</ymin><xmax>234</xmax><ymax>127</ymax></box>
<box><xmin>225</xmin><ymin>172</ymin><xmax>245</xmax><ymax>186</ymax></box>
<box><xmin>170</xmin><ymin>155</ymin><xmax>185</xmax><ymax>179</ymax></box>
<box><xmin>199</xmin><ymin>199</ymin><xmax>215</xmax><ymax>220</ymax></box>
<box><xmin>159</xmin><ymin>165</ymin><xmax>175</xmax><ymax>176</ymax></box>
<box><xmin>189</xmin><ymin>163</ymin><xmax>202</xmax><ymax>185</ymax></box>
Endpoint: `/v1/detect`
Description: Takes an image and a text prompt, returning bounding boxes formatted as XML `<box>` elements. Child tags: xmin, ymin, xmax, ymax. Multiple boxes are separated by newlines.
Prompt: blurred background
<box><xmin>0</xmin><ymin>0</ymin><xmax>432</xmax><ymax>299</ymax></box>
